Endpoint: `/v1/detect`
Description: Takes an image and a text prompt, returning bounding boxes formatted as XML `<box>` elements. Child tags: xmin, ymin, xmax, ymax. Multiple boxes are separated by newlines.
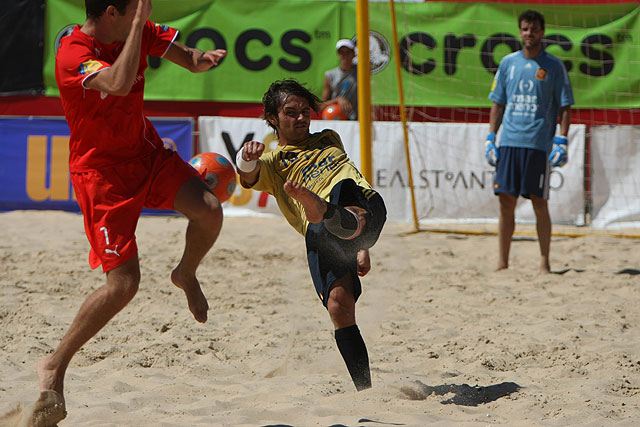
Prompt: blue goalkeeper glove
<box><xmin>485</xmin><ymin>132</ymin><xmax>498</xmax><ymax>167</ymax></box>
<box><xmin>549</xmin><ymin>136</ymin><xmax>568</xmax><ymax>167</ymax></box>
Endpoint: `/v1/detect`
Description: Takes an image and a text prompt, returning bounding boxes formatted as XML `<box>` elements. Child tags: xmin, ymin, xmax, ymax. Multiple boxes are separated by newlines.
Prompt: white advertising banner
<box><xmin>590</xmin><ymin>125</ymin><xmax>640</xmax><ymax>228</ymax></box>
<box><xmin>199</xmin><ymin>117</ymin><xmax>586</xmax><ymax>225</ymax></box>
<box><xmin>374</xmin><ymin>122</ymin><xmax>586</xmax><ymax>225</ymax></box>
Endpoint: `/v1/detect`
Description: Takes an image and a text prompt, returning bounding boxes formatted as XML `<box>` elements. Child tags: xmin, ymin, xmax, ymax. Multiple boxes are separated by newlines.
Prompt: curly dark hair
<box><xmin>85</xmin><ymin>0</ymin><xmax>131</xmax><ymax>20</ymax></box>
<box><xmin>262</xmin><ymin>79</ymin><xmax>321</xmax><ymax>135</ymax></box>
<box><xmin>518</xmin><ymin>9</ymin><xmax>545</xmax><ymax>30</ymax></box>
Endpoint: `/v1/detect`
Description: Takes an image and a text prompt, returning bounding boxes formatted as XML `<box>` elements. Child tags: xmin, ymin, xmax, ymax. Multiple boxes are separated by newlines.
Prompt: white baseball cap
<box><xmin>336</xmin><ymin>39</ymin><xmax>355</xmax><ymax>51</ymax></box>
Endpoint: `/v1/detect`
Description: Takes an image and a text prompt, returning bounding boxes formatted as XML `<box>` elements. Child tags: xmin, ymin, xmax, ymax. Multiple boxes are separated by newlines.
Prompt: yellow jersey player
<box><xmin>236</xmin><ymin>79</ymin><xmax>387</xmax><ymax>391</ymax></box>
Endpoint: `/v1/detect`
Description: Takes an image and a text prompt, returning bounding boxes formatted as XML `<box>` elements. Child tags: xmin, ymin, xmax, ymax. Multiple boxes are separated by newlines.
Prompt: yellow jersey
<box><xmin>245</xmin><ymin>129</ymin><xmax>372</xmax><ymax>235</ymax></box>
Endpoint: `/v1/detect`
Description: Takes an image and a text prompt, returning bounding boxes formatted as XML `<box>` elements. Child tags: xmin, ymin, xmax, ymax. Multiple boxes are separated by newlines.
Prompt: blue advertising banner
<box><xmin>0</xmin><ymin>116</ymin><xmax>194</xmax><ymax>213</ymax></box>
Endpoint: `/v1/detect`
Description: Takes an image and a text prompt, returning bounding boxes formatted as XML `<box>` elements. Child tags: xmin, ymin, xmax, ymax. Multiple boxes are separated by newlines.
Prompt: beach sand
<box><xmin>1</xmin><ymin>210</ymin><xmax>639</xmax><ymax>426</ymax></box>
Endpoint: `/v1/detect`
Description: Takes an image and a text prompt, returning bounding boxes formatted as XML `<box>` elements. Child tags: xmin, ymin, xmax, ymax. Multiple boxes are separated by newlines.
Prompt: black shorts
<box><xmin>305</xmin><ymin>179</ymin><xmax>387</xmax><ymax>307</ymax></box>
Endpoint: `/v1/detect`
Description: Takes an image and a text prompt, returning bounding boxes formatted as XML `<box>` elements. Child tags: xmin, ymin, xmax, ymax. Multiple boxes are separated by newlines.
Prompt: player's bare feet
<box><xmin>15</xmin><ymin>358</ymin><xmax>68</xmax><ymax>427</ymax></box>
<box><xmin>171</xmin><ymin>268</ymin><xmax>209</xmax><ymax>323</ymax></box>
<box><xmin>283</xmin><ymin>180</ymin><xmax>327</xmax><ymax>223</ymax></box>
<box><xmin>357</xmin><ymin>249</ymin><xmax>371</xmax><ymax>277</ymax></box>
<box><xmin>19</xmin><ymin>390</ymin><xmax>67</xmax><ymax>427</ymax></box>
<box><xmin>36</xmin><ymin>356</ymin><xmax>64</xmax><ymax>396</ymax></box>
<box><xmin>539</xmin><ymin>256</ymin><xmax>551</xmax><ymax>274</ymax></box>
<box><xmin>345</xmin><ymin>205</ymin><xmax>368</xmax><ymax>239</ymax></box>
<box><xmin>495</xmin><ymin>257</ymin><xmax>509</xmax><ymax>271</ymax></box>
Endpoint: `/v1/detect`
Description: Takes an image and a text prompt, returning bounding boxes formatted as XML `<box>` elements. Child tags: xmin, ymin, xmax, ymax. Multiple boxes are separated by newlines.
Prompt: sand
<box><xmin>1</xmin><ymin>209</ymin><xmax>639</xmax><ymax>426</ymax></box>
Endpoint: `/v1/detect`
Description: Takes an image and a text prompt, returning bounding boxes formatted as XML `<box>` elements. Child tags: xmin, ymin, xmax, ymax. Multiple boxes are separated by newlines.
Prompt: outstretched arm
<box><xmin>164</xmin><ymin>41</ymin><xmax>227</xmax><ymax>73</ymax></box>
<box><xmin>236</xmin><ymin>141</ymin><xmax>264</xmax><ymax>187</ymax></box>
<box><xmin>84</xmin><ymin>0</ymin><xmax>152</xmax><ymax>96</ymax></box>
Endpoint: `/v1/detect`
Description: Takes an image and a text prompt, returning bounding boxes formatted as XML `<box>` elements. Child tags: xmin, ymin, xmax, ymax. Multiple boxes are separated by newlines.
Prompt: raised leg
<box><xmin>283</xmin><ymin>180</ymin><xmax>327</xmax><ymax>223</ymax></box>
<box><xmin>283</xmin><ymin>180</ymin><xmax>366</xmax><ymax>239</ymax></box>
<box><xmin>172</xmin><ymin>177</ymin><xmax>223</xmax><ymax>323</ymax></box>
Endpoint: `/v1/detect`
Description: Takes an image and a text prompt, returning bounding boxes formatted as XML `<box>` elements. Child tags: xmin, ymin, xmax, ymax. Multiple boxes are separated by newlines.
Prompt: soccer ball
<box><xmin>188</xmin><ymin>152</ymin><xmax>237</xmax><ymax>203</ymax></box>
<box><xmin>321</xmin><ymin>103</ymin><xmax>347</xmax><ymax>120</ymax></box>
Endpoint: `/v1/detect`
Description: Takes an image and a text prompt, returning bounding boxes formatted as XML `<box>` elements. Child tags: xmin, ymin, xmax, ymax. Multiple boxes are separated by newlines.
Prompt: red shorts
<box><xmin>71</xmin><ymin>147</ymin><xmax>200</xmax><ymax>272</ymax></box>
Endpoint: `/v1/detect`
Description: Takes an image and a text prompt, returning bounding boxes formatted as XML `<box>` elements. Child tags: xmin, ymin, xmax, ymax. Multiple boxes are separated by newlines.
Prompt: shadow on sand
<box><xmin>553</xmin><ymin>267</ymin><xmax>586</xmax><ymax>274</ymax></box>
<box><xmin>261</xmin><ymin>381</ymin><xmax>522</xmax><ymax>427</ymax></box>
<box><xmin>555</xmin><ymin>267</ymin><xmax>640</xmax><ymax>276</ymax></box>
<box><xmin>616</xmin><ymin>268</ymin><xmax>640</xmax><ymax>276</ymax></box>
<box><xmin>264</xmin><ymin>420</ymin><xmax>406</xmax><ymax>427</ymax></box>
<box><xmin>400</xmin><ymin>380</ymin><xmax>521</xmax><ymax>406</ymax></box>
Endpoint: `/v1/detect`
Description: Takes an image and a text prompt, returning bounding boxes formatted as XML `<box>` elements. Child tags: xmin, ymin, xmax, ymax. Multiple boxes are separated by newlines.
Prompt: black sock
<box><xmin>334</xmin><ymin>324</ymin><xmax>371</xmax><ymax>391</ymax></box>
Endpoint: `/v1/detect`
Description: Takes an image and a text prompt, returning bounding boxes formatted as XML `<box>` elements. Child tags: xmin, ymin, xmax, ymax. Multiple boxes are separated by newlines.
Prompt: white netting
<box><xmin>366</xmin><ymin>1</ymin><xmax>639</xmax><ymax>229</ymax></box>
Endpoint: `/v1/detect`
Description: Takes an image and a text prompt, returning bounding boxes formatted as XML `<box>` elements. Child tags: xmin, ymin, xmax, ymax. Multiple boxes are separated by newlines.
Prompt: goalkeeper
<box><xmin>485</xmin><ymin>9</ymin><xmax>573</xmax><ymax>273</ymax></box>
<box><xmin>236</xmin><ymin>79</ymin><xmax>386</xmax><ymax>391</ymax></box>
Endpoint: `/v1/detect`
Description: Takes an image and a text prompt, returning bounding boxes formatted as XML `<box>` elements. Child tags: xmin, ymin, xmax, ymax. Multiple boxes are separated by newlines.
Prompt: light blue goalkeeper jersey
<box><xmin>489</xmin><ymin>49</ymin><xmax>574</xmax><ymax>154</ymax></box>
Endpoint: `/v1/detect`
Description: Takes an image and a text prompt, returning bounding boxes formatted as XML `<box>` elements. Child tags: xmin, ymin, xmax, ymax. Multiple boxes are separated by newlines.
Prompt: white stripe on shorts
<box><xmin>540</xmin><ymin>161</ymin><xmax>550</xmax><ymax>200</ymax></box>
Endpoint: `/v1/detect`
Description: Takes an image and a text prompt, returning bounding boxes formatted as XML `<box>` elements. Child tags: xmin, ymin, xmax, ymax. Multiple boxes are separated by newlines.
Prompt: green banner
<box><xmin>44</xmin><ymin>0</ymin><xmax>639</xmax><ymax>108</ymax></box>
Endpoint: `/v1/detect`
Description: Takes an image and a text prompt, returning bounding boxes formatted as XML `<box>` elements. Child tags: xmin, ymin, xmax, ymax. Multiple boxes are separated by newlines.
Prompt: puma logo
<box><xmin>105</xmin><ymin>245</ymin><xmax>120</xmax><ymax>257</ymax></box>
<box><xmin>99</xmin><ymin>227</ymin><xmax>120</xmax><ymax>257</ymax></box>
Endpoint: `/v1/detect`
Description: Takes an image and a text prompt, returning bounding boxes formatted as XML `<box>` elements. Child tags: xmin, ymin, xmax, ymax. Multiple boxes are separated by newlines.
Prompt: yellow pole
<box><xmin>356</xmin><ymin>0</ymin><xmax>372</xmax><ymax>183</ymax></box>
<box><xmin>389</xmin><ymin>0</ymin><xmax>419</xmax><ymax>231</ymax></box>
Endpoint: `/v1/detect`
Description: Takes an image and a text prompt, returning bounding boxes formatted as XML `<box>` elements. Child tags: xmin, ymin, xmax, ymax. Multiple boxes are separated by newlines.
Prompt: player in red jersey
<box><xmin>23</xmin><ymin>1</ymin><xmax>227</xmax><ymax>424</ymax></box>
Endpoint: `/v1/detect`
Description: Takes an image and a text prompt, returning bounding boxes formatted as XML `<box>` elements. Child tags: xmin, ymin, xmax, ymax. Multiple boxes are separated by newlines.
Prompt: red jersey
<box><xmin>55</xmin><ymin>21</ymin><xmax>178</xmax><ymax>172</ymax></box>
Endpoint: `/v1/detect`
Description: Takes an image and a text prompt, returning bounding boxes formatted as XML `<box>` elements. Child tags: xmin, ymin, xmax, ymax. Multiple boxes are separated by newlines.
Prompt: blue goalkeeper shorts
<box><xmin>494</xmin><ymin>146</ymin><xmax>550</xmax><ymax>200</ymax></box>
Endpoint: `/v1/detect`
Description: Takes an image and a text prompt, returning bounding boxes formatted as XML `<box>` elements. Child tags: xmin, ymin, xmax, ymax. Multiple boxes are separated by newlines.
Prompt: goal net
<box><xmin>365</xmin><ymin>0</ymin><xmax>639</xmax><ymax>230</ymax></box>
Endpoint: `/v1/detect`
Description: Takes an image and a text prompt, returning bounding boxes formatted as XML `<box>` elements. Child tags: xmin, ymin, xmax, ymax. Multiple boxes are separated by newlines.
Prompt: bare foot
<box><xmin>171</xmin><ymin>269</ymin><xmax>209</xmax><ymax>323</ymax></box>
<box><xmin>36</xmin><ymin>357</ymin><xmax>64</xmax><ymax>395</ymax></box>
<box><xmin>539</xmin><ymin>257</ymin><xmax>551</xmax><ymax>274</ymax></box>
<box><xmin>283</xmin><ymin>180</ymin><xmax>327</xmax><ymax>223</ymax></box>
<box><xmin>357</xmin><ymin>249</ymin><xmax>371</xmax><ymax>277</ymax></box>
<box><xmin>344</xmin><ymin>205</ymin><xmax>368</xmax><ymax>240</ymax></box>
<box><xmin>19</xmin><ymin>390</ymin><xmax>66</xmax><ymax>427</ymax></box>
<box><xmin>495</xmin><ymin>264</ymin><xmax>508</xmax><ymax>272</ymax></box>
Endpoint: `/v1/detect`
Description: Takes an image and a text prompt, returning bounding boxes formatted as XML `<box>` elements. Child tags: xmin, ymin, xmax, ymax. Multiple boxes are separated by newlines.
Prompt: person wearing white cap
<box><xmin>322</xmin><ymin>39</ymin><xmax>358</xmax><ymax>120</ymax></box>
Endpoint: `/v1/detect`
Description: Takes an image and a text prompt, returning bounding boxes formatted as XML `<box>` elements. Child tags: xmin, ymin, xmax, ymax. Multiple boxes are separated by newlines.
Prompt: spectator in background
<box><xmin>322</xmin><ymin>39</ymin><xmax>358</xmax><ymax>120</ymax></box>
<box><xmin>485</xmin><ymin>9</ymin><xmax>574</xmax><ymax>273</ymax></box>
